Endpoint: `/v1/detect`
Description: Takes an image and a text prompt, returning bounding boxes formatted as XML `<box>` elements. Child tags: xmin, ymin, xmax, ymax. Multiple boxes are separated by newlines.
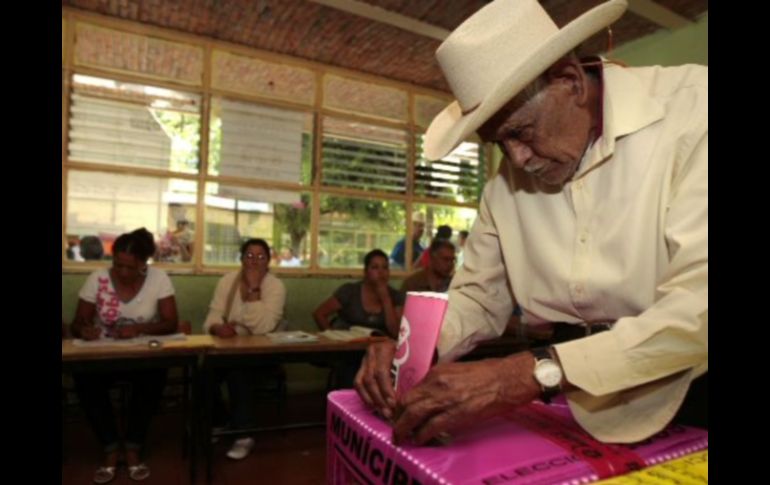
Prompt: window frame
<box><xmin>61</xmin><ymin>10</ymin><xmax>493</xmax><ymax>277</ymax></box>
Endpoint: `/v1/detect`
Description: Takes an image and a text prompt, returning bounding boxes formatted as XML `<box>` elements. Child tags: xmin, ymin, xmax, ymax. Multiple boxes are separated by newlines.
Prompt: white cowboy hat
<box><xmin>423</xmin><ymin>0</ymin><xmax>628</xmax><ymax>161</ymax></box>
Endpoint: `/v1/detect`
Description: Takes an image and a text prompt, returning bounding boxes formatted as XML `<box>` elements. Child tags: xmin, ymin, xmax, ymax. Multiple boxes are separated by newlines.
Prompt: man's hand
<box><xmin>212</xmin><ymin>323</ymin><xmax>237</xmax><ymax>338</ymax></box>
<box><xmin>354</xmin><ymin>339</ymin><xmax>398</xmax><ymax>419</ymax></box>
<box><xmin>80</xmin><ymin>325</ymin><xmax>102</xmax><ymax>341</ymax></box>
<box><xmin>393</xmin><ymin>352</ymin><xmax>541</xmax><ymax>445</ymax></box>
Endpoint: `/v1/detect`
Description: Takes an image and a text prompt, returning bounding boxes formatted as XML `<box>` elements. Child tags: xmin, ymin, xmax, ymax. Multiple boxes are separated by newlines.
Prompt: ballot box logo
<box><xmin>390</xmin><ymin>292</ymin><xmax>448</xmax><ymax>398</ymax></box>
<box><xmin>390</xmin><ymin>316</ymin><xmax>411</xmax><ymax>390</ymax></box>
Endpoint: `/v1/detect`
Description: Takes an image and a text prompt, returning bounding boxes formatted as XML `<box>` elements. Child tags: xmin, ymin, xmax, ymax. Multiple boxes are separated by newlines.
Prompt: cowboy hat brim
<box><xmin>423</xmin><ymin>0</ymin><xmax>628</xmax><ymax>161</ymax></box>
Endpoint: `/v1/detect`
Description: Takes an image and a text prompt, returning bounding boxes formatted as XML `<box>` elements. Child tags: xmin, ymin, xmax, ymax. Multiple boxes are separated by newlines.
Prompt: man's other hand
<box><xmin>355</xmin><ymin>339</ymin><xmax>398</xmax><ymax>419</ymax></box>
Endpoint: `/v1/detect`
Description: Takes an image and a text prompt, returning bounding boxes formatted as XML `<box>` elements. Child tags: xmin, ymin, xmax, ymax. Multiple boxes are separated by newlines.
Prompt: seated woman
<box><xmin>313</xmin><ymin>249</ymin><xmax>405</xmax><ymax>387</ymax></box>
<box><xmin>203</xmin><ymin>238</ymin><xmax>287</xmax><ymax>460</ymax></box>
<box><xmin>70</xmin><ymin>228</ymin><xmax>178</xmax><ymax>483</ymax></box>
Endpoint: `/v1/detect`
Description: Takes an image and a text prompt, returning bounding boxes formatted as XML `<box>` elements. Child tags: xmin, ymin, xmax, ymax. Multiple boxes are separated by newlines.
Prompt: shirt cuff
<box><xmin>554</xmin><ymin>330</ymin><xmax>637</xmax><ymax>396</ymax></box>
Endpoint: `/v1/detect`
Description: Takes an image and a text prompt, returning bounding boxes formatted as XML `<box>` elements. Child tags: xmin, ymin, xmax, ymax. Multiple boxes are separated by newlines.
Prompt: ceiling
<box><xmin>62</xmin><ymin>0</ymin><xmax>708</xmax><ymax>93</ymax></box>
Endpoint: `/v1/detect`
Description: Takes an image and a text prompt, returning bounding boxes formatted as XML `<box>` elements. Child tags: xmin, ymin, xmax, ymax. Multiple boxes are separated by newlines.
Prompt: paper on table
<box><xmin>72</xmin><ymin>333</ymin><xmax>188</xmax><ymax>347</ymax></box>
<box><xmin>320</xmin><ymin>326</ymin><xmax>385</xmax><ymax>342</ymax></box>
<box><xmin>265</xmin><ymin>331</ymin><xmax>319</xmax><ymax>344</ymax></box>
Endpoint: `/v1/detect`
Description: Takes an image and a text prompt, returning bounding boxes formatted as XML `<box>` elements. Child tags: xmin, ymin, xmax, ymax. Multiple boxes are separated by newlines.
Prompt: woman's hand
<box><xmin>374</xmin><ymin>279</ymin><xmax>391</xmax><ymax>302</ymax></box>
<box><xmin>115</xmin><ymin>325</ymin><xmax>140</xmax><ymax>339</ymax></box>
<box><xmin>243</xmin><ymin>265</ymin><xmax>267</xmax><ymax>287</ymax></box>
<box><xmin>80</xmin><ymin>325</ymin><xmax>102</xmax><ymax>341</ymax></box>
<box><xmin>211</xmin><ymin>323</ymin><xmax>237</xmax><ymax>338</ymax></box>
<box><xmin>242</xmin><ymin>266</ymin><xmax>267</xmax><ymax>301</ymax></box>
<box><xmin>72</xmin><ymin>299</ymin><xmax>99</xmax><ymax>339</ymax></box>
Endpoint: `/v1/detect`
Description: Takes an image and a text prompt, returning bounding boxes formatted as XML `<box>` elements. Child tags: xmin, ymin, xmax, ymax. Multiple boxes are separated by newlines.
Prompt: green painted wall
<box><xmin>62</xmin><ymin>272</ymin><xmax>403</xmax><ymax>392</ymax></box>
<box><xmin>612</xmin><ymin>14</ymin><xmax>708</xmax><ymax>67</ymax></box>
<box><xmin>62</xmin><ymin>273</ymin><xmax>405</xmax><ymax>332</ymax></box>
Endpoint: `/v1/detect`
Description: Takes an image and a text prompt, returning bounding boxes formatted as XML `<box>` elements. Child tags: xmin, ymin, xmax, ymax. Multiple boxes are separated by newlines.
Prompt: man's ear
<box><xmin>545</xmin><ymin>57</ymin><xmax>589</xmax><ymax>106</ymax></box>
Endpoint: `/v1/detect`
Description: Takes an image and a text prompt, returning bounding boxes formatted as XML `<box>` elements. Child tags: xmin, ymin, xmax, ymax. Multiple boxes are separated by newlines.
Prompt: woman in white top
<box><xmin>204</xmin><ymin>238</ymin><xmax>286</xmax><ymax>337</ymax></box>
<box><xmin>70</xmin><ymin>228</ymin><xmax>178</xmax><ymax>483</ymax></box>
<box><xmin>204</xmin><ymin>238</ymin><xmax>287</xmax><ymax>460</ymax></box>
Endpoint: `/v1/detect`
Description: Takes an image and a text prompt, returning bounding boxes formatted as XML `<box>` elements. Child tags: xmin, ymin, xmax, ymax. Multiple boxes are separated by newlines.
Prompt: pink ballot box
<box><xmin>326</xmin><ymin>390</ymin><xmax>708</xmax><ymax>485</ymax></box>
<box><xmin>392</xmin><ymin>292</ymin><xmax>449</xmax><ymax>398</ymax></box>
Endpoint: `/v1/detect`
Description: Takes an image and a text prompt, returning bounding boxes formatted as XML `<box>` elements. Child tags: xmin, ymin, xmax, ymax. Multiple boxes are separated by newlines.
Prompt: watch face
<box><xmin>534</xmin><ymin>360</ymin><xmax>563</xmax><ymax>388</ymax></box>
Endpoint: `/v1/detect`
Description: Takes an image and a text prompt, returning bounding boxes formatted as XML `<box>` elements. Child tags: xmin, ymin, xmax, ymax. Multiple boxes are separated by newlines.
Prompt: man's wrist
<box><xmin>547</xmin><ymin>346</ymin><xmax>572</xmax><ymax>390</ymax></box>
<box><xmin>501</xmin><ymin>353</ymin><xmax>541</xmax><ymax>406</ymax></box>
<box><xmin>531</xmin><ymin>347</ymin><xmax>564</xmax><ymax>403</ymax></box>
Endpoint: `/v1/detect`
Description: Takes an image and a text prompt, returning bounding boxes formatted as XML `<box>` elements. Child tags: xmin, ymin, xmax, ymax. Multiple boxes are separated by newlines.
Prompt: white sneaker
<box><xmin>226</xmin><ymin>437</ymin><xmax>255</xmax><ymax>460</ymax></box>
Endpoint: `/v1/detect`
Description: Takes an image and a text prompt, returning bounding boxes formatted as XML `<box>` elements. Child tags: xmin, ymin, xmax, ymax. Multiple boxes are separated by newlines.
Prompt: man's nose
<box><xmin>502</xmin><ymin>139</ymin><xmax>532</xmax><ymax>169</ymax></box>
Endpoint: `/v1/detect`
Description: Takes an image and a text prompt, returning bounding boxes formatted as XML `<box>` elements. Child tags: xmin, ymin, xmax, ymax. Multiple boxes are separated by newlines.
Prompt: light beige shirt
<box><xmin>203</xmin><ymin>271</ymin><xmax>286</xmax><ymax>335</ymax></box>
<box><xmin>439</xmin><ymin>63</ymin><xmax>708</xmax><ymax>443</ymax></box>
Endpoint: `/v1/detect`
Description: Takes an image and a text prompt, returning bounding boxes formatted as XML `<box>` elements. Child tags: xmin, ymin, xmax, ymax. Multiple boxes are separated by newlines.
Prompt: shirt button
<box><xmin>579</xmin><ymin>233</ymin><xmax>588</xmax><ymax>243</ymax></box>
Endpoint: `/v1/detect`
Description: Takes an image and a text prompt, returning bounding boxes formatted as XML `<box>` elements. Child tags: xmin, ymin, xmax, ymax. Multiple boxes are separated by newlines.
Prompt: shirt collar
<box><xmin>574</xmin><ymin>60</ymin><xmax>665</xmax><ymax>179</ymax></box>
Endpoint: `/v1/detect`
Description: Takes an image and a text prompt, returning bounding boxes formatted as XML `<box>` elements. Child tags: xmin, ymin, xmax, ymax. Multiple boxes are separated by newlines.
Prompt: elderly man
<box><xmin>355</xmin><ymin>0</ymin><xmax>707</xmax><ymax>446</ymax></box>
<box><xmin>401</xmin><ymin>239</ymin><xmax>456</xmax><ymax>293</ymax></box>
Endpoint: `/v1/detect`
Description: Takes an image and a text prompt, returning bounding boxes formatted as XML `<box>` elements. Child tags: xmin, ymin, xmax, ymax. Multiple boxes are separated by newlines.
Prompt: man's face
<box><xmin>413</xmin><ymin>222</ymin><xmax>425</xmax><ymax>241</ymax></box>
<box><xmin>478</xmin><ymin>82</ymin><xmax>592</xmax><ymax>186</ymax></box>
<box><xmin>430</xmin><ymin>246</ymin><xmax>456</xmax><ymax>279</ymax></box>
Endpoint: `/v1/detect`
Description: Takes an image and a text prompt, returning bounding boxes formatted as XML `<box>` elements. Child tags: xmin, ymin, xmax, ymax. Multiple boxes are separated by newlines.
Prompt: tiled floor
<box><xmin>62</xmin><ymin>391</ymin><xmax>330</xmax><ymax>484</ymax></box>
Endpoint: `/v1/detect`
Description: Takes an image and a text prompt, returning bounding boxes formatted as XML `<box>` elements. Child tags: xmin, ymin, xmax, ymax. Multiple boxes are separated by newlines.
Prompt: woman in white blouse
<box><xmin>70</xmin><ymin>228</ymin><xmax>178</xmax><ymax>483</ymax></box>
<box><xmin>204</xmin><ymin>238</ymin><xmax>287</xmax><ymax>460</ymax></box>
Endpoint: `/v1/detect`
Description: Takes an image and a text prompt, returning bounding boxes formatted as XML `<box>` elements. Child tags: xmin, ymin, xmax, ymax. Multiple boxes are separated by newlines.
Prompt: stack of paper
<box><xmin>72</xmin><ymin>333</ymin><xmax>188</xmax><ymax>347</ymax></box>
<box><xmin>320</xmin><ymin>326</ymin><xmax>384</xmax><ymax>342</ymax></box>
<box><xmin>265</xmin><ymin>331</ymin><xmax>319</xmax><ymax>344</ymax></box>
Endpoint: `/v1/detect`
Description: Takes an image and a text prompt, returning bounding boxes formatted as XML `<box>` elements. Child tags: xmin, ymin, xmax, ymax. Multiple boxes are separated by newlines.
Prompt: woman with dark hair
<box><xmin>204</xmin><ymin>238</ymin><xmax>286</xmax><ymax>337</ymax></box>
<box><xmin>416</xmin><ymin>224</ymin><xmax>453</xmax><ymax>269</ymax></box>
<box><xmin>313</xmin><ymin>248</ymin><xmax>404</xmax><ymax>338</ymax></box>
<box><xmin>80</xmin><ymin>235</ymin><xmax>105</xmax><ymax>261</ymax></box>
<box><xmin>203</xmin><ymin>238</ymin><xmax>287</xmax><ymax>460</ymax></box>
<box><xmin>70</xmin><ymin>228</ymin><xmax>178</xmax><ymax>483</ymax></box>
<box><xmin>313</xmin><ymin>249</ymin><xmax>405</xmax><ymax>389</ymax></box>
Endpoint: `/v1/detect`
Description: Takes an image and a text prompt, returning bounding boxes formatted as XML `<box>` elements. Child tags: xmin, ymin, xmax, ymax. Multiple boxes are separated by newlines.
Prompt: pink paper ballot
<box><xmin>391</xmin><ymin>291</ymin><xmax>449</xmax><ymax>398</ymax></box>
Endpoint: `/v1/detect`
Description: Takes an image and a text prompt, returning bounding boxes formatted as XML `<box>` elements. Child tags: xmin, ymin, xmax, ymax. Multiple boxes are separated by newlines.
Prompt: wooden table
<box><xmin>62</xmin><ymin>335</ymin><xmax>214</xmax><ymax>484</ymax></box>
<box><xmin>202</xmin><ymin>334</ymin><xmax>381</xmax><ymax>482</ymax></box>
<box><xmin>206</xmin><ymin>334</ymin><xmax>381</xmax><ymax>357</ymax></box>
<box><xmin>62</xmin><ymin>333</ymin><xmax>528</xmax><ymax>484</ymax></box>
<box><xmin>62</xmin><ymin>335</ymin><xmax>214</xmax><ymax>363</ymax></box>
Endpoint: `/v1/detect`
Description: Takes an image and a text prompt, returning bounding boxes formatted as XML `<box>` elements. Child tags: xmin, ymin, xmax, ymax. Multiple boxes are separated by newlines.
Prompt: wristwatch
<box><xmin>531</xmin><ymin>347</ymin><xmax>563</xmax><ymax>404</ymax></box>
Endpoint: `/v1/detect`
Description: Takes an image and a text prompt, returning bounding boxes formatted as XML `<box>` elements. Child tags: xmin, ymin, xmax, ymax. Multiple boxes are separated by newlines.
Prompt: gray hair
<box><xmin>510</xmin><ymin>50</ymin><xmax>580</xmax><ymax>111</ymax></box>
